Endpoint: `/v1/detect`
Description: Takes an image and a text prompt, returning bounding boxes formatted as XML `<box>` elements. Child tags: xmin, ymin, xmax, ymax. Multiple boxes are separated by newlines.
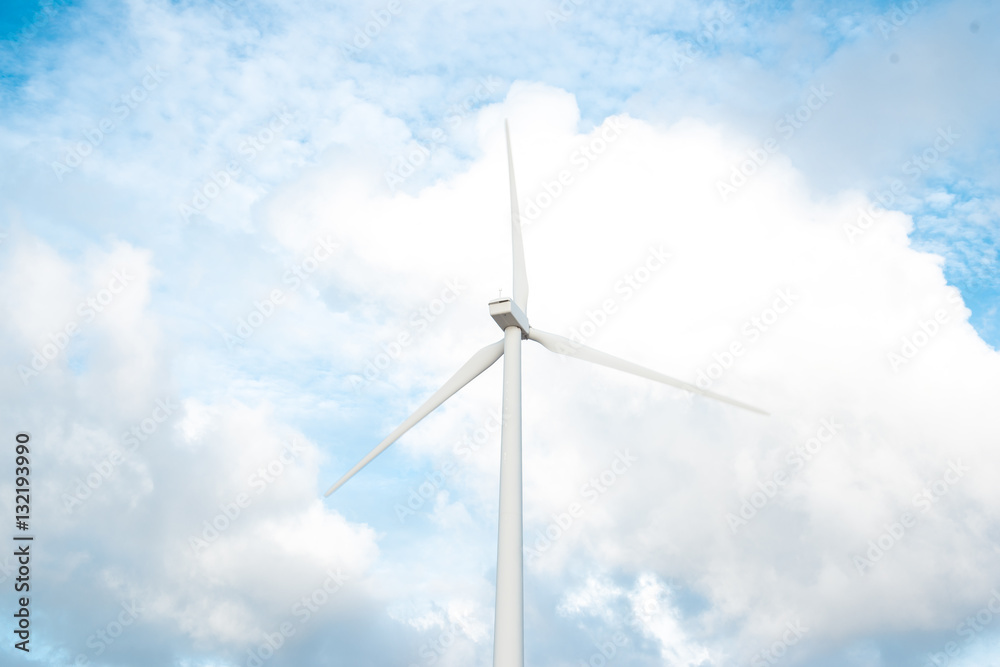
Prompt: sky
<box><xmin>1</xmin><ymin>0</ymin><xmax>999</xmax><ymax>665</ymax></box>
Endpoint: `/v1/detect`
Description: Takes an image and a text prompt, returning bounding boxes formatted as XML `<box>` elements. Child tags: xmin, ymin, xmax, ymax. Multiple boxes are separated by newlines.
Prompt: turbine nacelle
<box><xmin>489</xmin><ymin>298</ymin><xmax>530</xmax><ymax>337</ymax></box>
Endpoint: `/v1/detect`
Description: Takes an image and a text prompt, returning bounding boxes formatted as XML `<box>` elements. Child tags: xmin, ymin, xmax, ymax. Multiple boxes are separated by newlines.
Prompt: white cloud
<box><xmin>264</xmin><ymin>85</ymin><xmax>1000</xmax><ymax>663</ymax></box>
<box><xmin>2</xmin><ymin>1</ymin><xmax>999</xmax><ymax>665</ymax></box>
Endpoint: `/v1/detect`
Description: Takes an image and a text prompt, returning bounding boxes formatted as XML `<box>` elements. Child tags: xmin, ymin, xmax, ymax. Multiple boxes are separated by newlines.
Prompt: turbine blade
<box><xmin>506</xmin><ymin>119</ymin><xmax>529</xmax><ymax>313</ymax></box>
<box><xmin>324</xmin><ymin>339</ymin><xmax>505</xmax><ymax>496</ymax></box>
<box><xmin>527</xmin><ymin>328</ymin><xmax>768</xmax><ymax>415</ymax></box>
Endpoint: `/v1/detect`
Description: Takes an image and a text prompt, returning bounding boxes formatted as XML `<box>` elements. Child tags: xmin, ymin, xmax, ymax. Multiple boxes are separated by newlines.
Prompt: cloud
<box><xmin>269</xmin><ymin>86</ymin><xmax>1000</xmax><ymax>664</ymax></box>
<box><xmin>1</xmin><ymin>1</ymin><xmax>999</xmax><ymax>665</ymax></box>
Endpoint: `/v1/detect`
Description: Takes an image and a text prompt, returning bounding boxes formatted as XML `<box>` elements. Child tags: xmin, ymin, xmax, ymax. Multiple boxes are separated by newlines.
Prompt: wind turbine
<box><xmin>324</xmin><ymin>120</ymin><xmax>767</xmax><ymax>667</ymax></box>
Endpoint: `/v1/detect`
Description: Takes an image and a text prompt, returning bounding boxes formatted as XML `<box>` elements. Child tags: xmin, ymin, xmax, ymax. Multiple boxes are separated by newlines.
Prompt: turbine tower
<box><xmin>324</xmin><ymin>120</ymin><xmax>767</xmax><ymax>667</ymax></box>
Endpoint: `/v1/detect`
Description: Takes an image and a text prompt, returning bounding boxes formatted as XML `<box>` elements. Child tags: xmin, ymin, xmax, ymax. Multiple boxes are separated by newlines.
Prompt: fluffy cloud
<box><xmin>1</xmin><ymin>1</ymin><xmax>999</xmax><ymax>666</ymax></box>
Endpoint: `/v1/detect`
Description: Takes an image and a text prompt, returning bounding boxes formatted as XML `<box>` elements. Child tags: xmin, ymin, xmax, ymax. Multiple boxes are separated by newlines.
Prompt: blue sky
<box><xmin>1</xmin><ymin>0</ymin><xmax>999</xmax><ymax>666</ymax></box>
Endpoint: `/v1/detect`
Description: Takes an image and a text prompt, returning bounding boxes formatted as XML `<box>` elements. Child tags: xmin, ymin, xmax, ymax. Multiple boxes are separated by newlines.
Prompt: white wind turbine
<box><xmin>324</xmin><ymin>120</ymin><xmax>767</xmax><ymax>667</ymax></box>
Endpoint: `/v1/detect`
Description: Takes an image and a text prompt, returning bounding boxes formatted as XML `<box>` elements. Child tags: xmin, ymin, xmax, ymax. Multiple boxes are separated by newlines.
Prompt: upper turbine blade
<box><xmin>527</xmin><ymin>328</ymin><xmax>768</xmax><ymax>415</ymax></box>
<box><xmin>505</xmin><ymin>119</ymin><xmax>529</xmax><ymax>313</ymax></box>
<box><xmin>324</xmin><ymin>339</ymin><xmax>506</xmax><ymax>496</ymax></box>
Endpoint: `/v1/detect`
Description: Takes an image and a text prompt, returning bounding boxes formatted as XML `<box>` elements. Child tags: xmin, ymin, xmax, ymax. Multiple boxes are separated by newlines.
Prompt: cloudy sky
<box><xmin>1</xmin><ymin>0</ymin><xmax>999</xmax><ymax>665</ymax></box>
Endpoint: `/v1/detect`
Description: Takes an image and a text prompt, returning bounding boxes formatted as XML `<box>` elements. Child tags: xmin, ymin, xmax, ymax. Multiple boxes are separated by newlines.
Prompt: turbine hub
<box><xmin>489</xmin><ymin>298</ymin><xmax>530</xmax><ymax>338</ymax></box>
